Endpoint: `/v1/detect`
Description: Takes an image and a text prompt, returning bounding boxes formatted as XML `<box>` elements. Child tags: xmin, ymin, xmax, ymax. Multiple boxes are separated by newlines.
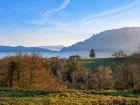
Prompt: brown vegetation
<box><xmin>0</xmin><ymin>49</ymin><xmax>140</xmax><ymax>92</ymax></box>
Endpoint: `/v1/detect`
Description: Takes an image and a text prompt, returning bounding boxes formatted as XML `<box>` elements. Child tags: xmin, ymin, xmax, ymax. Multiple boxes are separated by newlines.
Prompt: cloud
<box><xmin>81</xmin><ymin>0</ymin><xmax>140</xmax><ymax>23</ymax></box>
<box><xmin>30</xmin><ymin>0</ymin><xmax>70</xmax><ymax>25</ymax></box>
<box><xmin>44</xmin><ymin>0</ymin><xmax>70</xmax><ymax>17</ymax></box>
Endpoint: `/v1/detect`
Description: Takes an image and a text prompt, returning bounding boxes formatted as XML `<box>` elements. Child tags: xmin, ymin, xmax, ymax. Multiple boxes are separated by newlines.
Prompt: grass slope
<box><xmin>74</xmin><ymin>58</ymin><xmax>123</xmax><ymax>70</ymax></box>
<box><xmin>0</xmin><ymin>88</ymin><xmax>139</xmax><ymax>105</ymax></box>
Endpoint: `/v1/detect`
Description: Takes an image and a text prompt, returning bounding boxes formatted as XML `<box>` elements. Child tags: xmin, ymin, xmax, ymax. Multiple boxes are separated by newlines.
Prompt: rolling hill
<box><xmin>74</xmin><ymin>58</ymin><xmax>123</xmax><ymax>70</ymax></box>
<box><xmin>0</xmin><ymin>46</ymin><xmax>52</xmax><ymax>52</ymax></box>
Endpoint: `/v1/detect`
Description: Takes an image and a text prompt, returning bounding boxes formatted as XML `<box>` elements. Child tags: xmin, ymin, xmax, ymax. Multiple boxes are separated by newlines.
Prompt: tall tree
<box><xmin>94</xmin><ymin>66</ymin><xmax>113</xmax><ymax>90</ymax></box>
<box><xmin>89</xmin><ymin>49</ymin><xmax>95</xmax><ymax>58</ymax></box>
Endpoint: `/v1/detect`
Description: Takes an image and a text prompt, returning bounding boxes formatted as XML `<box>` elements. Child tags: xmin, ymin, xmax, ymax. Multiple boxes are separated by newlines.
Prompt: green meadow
<box><xmin>74</xmin><ymin>58</ymin><xmax>123</xmax><ymax>70</ymax></box>
<box><xmin>0</xmin><ymin>88</ymin><xmax>139</xmax><ymax>105</ymax></box>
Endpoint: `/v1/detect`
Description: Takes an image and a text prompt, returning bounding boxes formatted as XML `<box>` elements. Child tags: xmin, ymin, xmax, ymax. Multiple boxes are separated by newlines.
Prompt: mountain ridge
<box><xmin>61</xmin><ymin>27</ymin><xmax>140</xmax><ymax>52</ymax></box>
<box><xmin>0</xmin><ymin>46</ymin><xmax>52</xmax><ymax>52</ymax></box>
<box><xmin>39</xmin><ymin>45</ymin><xmax>64</xmax><ymax>51</ymax></box>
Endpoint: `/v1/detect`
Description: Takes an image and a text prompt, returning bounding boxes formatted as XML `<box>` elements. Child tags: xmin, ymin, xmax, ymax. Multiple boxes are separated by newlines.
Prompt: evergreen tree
<box><xmin>89</xmin><ymin>49</ymin><xmax>95</xmax><ymax>58</ymax></box>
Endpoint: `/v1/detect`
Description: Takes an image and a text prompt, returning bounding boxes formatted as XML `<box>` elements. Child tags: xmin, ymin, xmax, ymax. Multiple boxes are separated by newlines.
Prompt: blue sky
<box><xmin>0</xmin><ymin>0</ymin><xmax>140</xmax><ymax>46</ymax></box>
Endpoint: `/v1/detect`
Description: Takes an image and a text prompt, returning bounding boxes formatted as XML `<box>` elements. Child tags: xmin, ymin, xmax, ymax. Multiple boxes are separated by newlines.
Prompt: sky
<box><xmin>0</xmin><ymin>0</ymin><xmax>140</xmax><ymax>47</ymax></box>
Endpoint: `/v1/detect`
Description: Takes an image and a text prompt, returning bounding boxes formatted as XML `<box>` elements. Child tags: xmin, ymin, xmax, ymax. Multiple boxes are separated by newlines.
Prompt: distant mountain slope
<box><xmin>0</xmin><ymin>46</ymin><xmax>52</xmax><ymax>52</ymax></box>
<box><xmin>39</xmin><ymin>45</ymin><xmax>64</xmax><ymax>51</ymax></box>
<box><xmin>61</xmin><ymin>27</ymin><xmax>140</xmax><ymax>52</ymax></box>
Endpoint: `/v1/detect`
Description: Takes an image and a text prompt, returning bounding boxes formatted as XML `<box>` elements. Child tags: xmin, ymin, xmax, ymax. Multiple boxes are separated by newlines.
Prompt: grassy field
<box><xmin>0</xmin><ymin>88</ymin><xmax>139</xmax><ymax>105</ymax></box>
<box><xmin>74</xmin><ymin>58</ymin><xmax>123</xmax><ymax>70</ymax></box>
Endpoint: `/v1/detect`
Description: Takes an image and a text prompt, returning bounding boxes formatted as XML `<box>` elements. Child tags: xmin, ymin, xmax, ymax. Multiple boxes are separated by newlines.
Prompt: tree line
<box><xmin>0</xmin><ymin>50</ymin><xmax>140</xmax><ymax>92</ymax></box>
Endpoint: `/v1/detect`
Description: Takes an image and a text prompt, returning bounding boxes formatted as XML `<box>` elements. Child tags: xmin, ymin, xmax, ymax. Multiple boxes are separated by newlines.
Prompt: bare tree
<box><xmin>112</xmin><ymin>50</ymin><xmax>126</xmax><ymax>58</ymax></box>
<box><xmin>94</xmin><ymin>66</ymin><xmax>113</xmax><ymax>90</ymax></box>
